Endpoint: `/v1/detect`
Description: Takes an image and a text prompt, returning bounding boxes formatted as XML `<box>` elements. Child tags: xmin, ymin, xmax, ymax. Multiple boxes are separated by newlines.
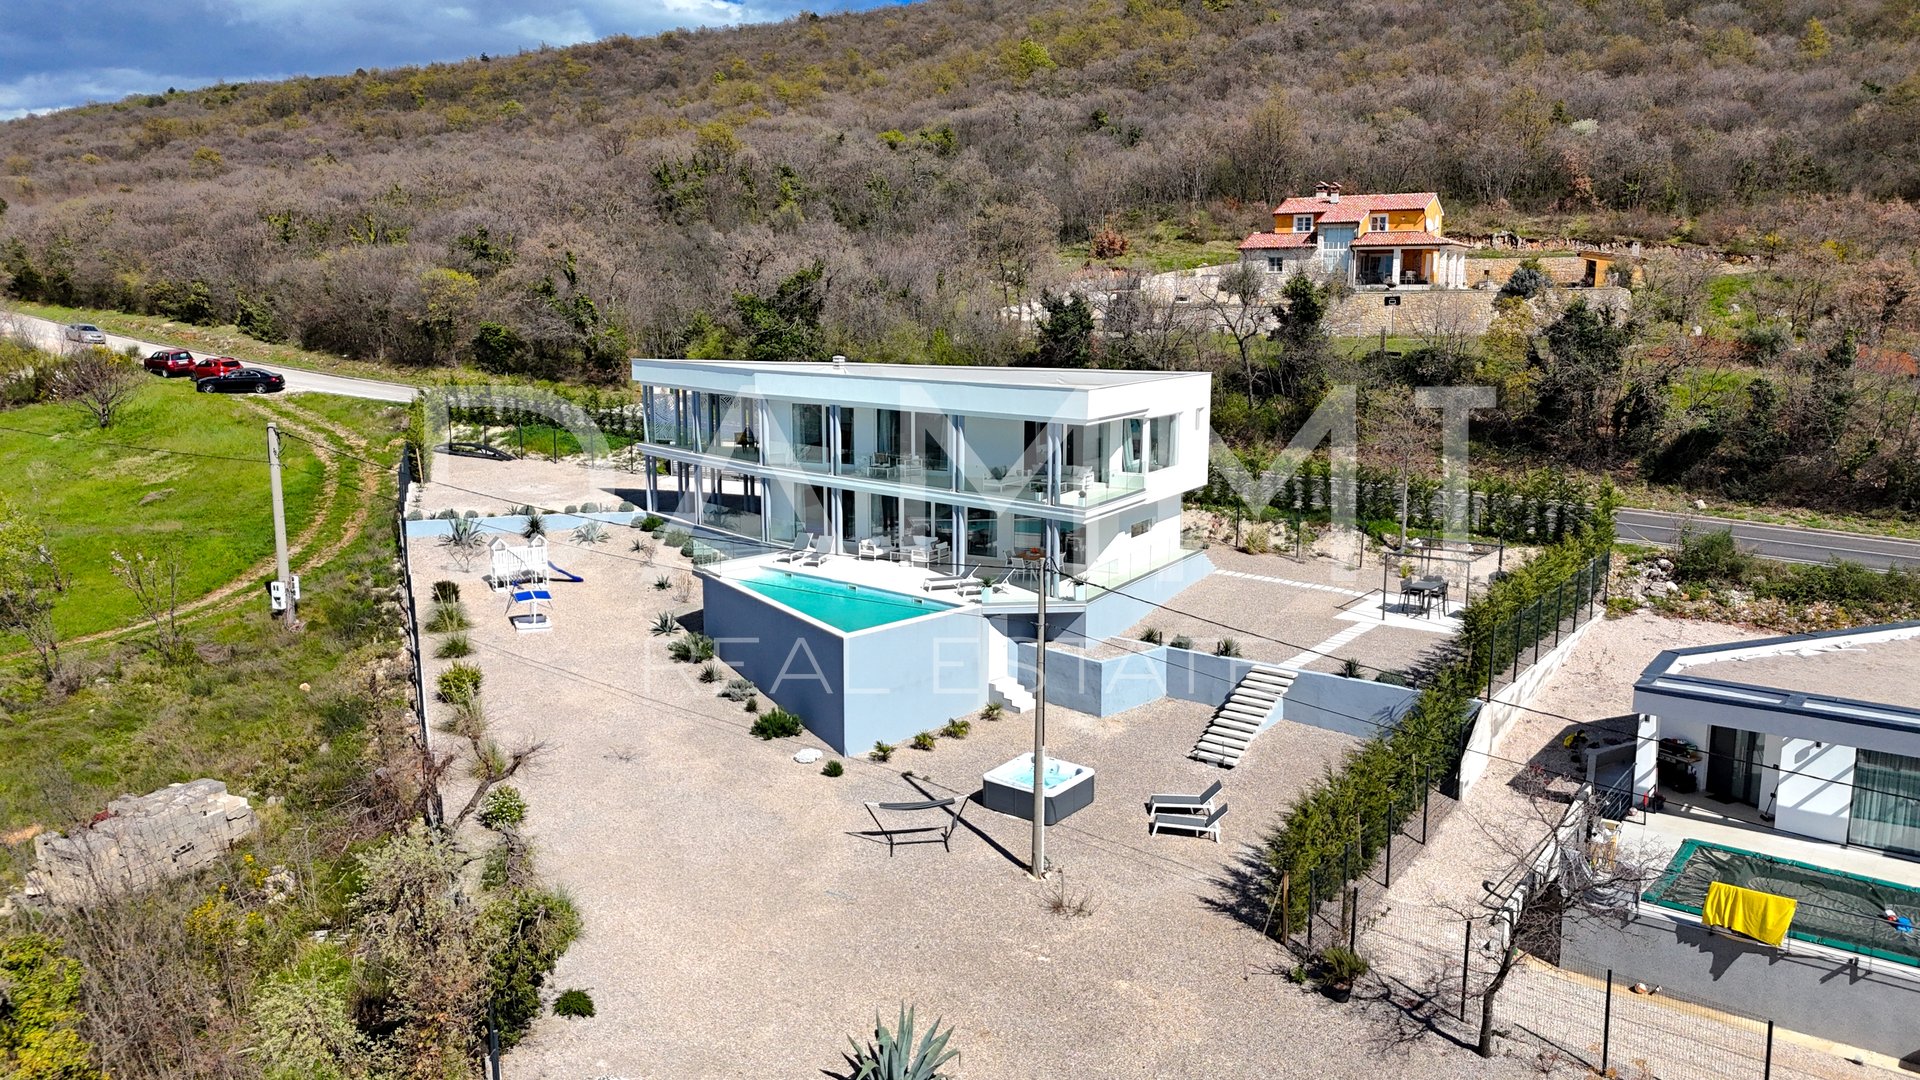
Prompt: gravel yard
<box><xmin>406</xmin><ymin>516</ymin><xmax>1556</xmax><ymax>1079</ymax></box>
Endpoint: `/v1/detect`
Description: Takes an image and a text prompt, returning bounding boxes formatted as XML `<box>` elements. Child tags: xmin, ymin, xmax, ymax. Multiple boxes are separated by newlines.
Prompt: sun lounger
<box><xmin>923</xmin><ymin>565</ymin><xmax>980</xmax><ymax>591</ymax></box>
<box><xmin>1146</xmin><ymin>779</ymin><xmax>1222</xmax><ymax>816</ymax></box>
<box><xmin>775</xmin><ymin>534</ymin><xmax>813</xmax><ymax>563</ymax></box>
<box><xmin>864</xmin><ymin>798</ymin><xmax>967</xmax><ymax>856</ymax></box>
<box><xmin>801</xmin><ymin>537</ymin><xmax>832</xmax><ymax>566</ymax></box>
<box><xmin>1149</xmin><ymin>803</ymin><xmax>1228</xmax><ymax>842</ymax></box>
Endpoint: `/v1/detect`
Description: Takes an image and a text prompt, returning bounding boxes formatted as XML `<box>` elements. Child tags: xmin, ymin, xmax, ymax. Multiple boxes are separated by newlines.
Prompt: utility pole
<box><xmin>267</xmin><ymin>422</ymin><xmax>297</xmax><ymax>629</ymax></box>
<box><xmin>1030</xmin><ymin>551</ymin><xmax>1049</xmax><ymax>880</ymax></box>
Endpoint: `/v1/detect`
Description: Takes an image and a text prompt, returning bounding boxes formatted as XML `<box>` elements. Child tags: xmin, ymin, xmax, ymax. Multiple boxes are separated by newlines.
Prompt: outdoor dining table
<box><xmin>1404</xmin><ymin>576</ymin><xmax>1447</xmax><ymax>615</ymax></box>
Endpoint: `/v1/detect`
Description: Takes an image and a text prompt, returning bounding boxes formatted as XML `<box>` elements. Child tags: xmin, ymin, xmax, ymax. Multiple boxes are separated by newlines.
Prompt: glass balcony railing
<box><xmin>977</xmin><ymin>535</ymin><xmax>1206</xmax><ymax>607</ymax></box>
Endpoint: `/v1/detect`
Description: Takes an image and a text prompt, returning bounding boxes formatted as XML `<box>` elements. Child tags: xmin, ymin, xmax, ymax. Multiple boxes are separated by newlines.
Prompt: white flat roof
<box><xmin>630</xmin><ymin>358</ymin><xmax>1211</xmax><ymax>423</ymax></box>
<box><xmin>1676</xmin><ymin>629</ymin><xmax>1920</xmax><ymax>713</ymax></box>
<box><xmin>632</xmin><ymin>358</ymin><xmax>1200</xmax><ymax>391</ymax></box>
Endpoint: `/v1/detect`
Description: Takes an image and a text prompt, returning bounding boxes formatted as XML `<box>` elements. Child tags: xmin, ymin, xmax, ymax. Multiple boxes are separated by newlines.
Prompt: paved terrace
<box><xmin>405</xmin><ymin>531</ymin><xmax>1556</xmax><ymax>1079</ymax></box>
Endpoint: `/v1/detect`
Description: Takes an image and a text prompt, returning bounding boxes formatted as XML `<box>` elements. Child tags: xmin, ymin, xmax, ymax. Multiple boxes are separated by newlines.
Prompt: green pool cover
<box><xmin>1642</xmin><ymin>839</ymin><xmax>1920</xmax><ymax>966</ymax></box>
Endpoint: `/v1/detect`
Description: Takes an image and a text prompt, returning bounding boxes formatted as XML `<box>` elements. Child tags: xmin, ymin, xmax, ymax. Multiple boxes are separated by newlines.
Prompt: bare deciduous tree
<box><xmin>56</xmin><ymin>349</ymin><xmax>141</xmax><ymax>428</ymax></box>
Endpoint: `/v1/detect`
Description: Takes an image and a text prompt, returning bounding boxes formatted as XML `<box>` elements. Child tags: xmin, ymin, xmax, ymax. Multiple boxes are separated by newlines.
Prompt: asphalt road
<box><xmin>1615</xmin><ymin>508</ymin><xmax>1920</xmax><ymax>571</ymax></box>
<box><xmin>3</xmin><ymin>310</ymin><xmax>418</xmax><ymax>403</ymax></box>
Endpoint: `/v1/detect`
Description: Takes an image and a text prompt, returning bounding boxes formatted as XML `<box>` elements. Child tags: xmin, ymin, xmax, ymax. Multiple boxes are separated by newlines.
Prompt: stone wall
<box><xmin>1324</xmin><ymin>285</ymin><xmax>1633</xmax><ymax>339</ymax></box>
<box><xmin>20</xmin><ymin>779</ymin><xmax>257</xmax><ymax>907</ymax></box>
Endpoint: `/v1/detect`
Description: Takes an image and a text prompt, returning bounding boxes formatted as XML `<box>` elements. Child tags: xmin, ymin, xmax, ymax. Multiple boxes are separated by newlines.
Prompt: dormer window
<box><xmin>1370</xmin><ymin>214</ymin><xmax>1389</xmax><ymax>232</ymax></box>
<box><xmin>1292</xmin><ymin>214</ymin><xmax>1314</xmax><ymax>233</ymax></box>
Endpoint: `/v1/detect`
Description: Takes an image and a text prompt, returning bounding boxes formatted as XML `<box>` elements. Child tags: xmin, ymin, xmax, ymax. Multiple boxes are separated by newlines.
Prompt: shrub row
<box><xmin>1195</xmin><ymin>462</ymin><xmax>1601</xmax><ymax>544</ymax></box>
<box><xmin>1261</xmin><ymin>489</ymin><xmax>1616</xmax><ymax>935</ymax></box>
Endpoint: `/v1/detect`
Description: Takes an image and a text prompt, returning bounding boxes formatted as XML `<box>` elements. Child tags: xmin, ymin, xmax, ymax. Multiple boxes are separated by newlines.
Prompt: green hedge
<box><xmin>1194</xmin><ymin>459</ymin><xmax>1598</xmax><ymax>544</ymax></box>
<box><xmin>1261</xmin><ymin>488</ymin><xmax>1616</xmax><ymax>937</ymax></box>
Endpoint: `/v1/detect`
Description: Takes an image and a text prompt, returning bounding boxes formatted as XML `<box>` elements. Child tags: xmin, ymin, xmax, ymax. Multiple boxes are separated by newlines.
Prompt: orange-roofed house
<box><xmin>1238</xmin><ymin>183</ymin><xmax>1469</xmax><ymax>289</ymax></box>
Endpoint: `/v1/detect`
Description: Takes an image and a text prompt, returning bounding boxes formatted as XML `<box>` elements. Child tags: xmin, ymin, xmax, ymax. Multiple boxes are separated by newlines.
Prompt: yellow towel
<box><xmin>1702</xmin><ymin>881</ymin><xmax>1797</xmax><ymax>947</ymax></box>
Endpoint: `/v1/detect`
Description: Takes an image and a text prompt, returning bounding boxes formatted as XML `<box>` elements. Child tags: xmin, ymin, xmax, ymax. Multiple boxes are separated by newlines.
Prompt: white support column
<box><xmin>1390</xmin><ymin>248</ymin><xmax>1403</xmax><ymax>287</ymax></box>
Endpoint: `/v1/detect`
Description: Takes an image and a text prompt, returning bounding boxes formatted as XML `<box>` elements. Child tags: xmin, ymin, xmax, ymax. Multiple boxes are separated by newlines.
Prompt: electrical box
<box><xmin>268</xmin><ymin>580</ymin><xmax>287</xmax><ymax>613</ymax></box>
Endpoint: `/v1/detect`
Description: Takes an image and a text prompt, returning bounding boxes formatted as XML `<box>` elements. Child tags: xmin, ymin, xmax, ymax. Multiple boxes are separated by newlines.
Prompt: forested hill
<box><xmin>2</xmin><ymin>0</ymin><xmax>1919</xmax><ymax>379</ymax></box>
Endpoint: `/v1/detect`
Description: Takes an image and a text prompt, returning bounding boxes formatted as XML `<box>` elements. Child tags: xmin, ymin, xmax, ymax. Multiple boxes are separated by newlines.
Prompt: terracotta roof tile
<box><xmin>1238</xmin><ymin>231</ymin><xmax>1314</xmax><ymax>250</ymax></box>
<box><xmin>1271</xmin><ymin>191</ymin><xmax>1437</xmax><ymax>216</ymax></box>
<box><xmin>1350</xmin><ymin>230</ymin><xmax>1462</xmax><ymax>248</ymax></box>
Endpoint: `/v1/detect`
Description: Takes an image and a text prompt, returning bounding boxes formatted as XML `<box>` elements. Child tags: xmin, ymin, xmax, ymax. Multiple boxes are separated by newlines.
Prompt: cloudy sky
<box><xmin>0</xmin><ymin>0</ymin><xmax>899</xmax><ymax>119</ymax></box>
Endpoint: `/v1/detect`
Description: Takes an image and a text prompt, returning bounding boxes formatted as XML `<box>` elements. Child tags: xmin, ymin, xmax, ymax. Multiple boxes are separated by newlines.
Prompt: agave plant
<box><xmin>522</xmin><ymin>510</ymin><xmax>547</xmax><ymax>540</ymax></box>
<box><xmin>572</xmin><ymin>519</ymin><xmax>609</xmax><ymax>546</ymax></box>
<box><xmin>650</xmin><ymin>611</ymin><xmax>678</xmax><ymax>636</ymax></box>
<box><xmin>842</xmin><ymin>1005</ymin><xmax>957</xmax><ymax>1080</ymax></box>
<box><xmin>442</xmin><ymin>516</ymin><xmax>485</xmax><ymax>570</ymax></box>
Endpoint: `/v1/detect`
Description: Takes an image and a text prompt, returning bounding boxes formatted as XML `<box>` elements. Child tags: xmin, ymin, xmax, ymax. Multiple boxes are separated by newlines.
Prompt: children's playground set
<box><xmin>487</xmin><ymin>536</ymin><xmax>584</xmax><ymax>632</ymax></box>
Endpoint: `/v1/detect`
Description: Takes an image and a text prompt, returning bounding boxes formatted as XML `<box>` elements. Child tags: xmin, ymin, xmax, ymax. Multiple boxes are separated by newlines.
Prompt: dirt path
<box><xmin>2</xmin><ymin>401</ymin><xmax>386</xmax><ymax>658</ymax></box>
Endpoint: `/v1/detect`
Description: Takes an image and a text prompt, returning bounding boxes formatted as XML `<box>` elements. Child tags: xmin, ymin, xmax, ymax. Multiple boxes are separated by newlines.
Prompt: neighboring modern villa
<box><xmin>627</xmin><ymin>358</ymin><xmax>1220</xmax><ymax>754</ymax></box>
<box><xmin>1238</xmin><ymin>183</ymin><xmax>1470</xmax><ymax>289</ymax></box>
<box><xmin>1630</xmin><ymin>622</ymin><xmax>1920</xmax><ymax>857</ymax></box>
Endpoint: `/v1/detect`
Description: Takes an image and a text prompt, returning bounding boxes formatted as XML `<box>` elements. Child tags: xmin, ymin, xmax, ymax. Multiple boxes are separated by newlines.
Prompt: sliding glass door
<box><xmin>1849</xmin><ymin>749</ymin><xmax>1920</xmax><ymax>857</ymax></box>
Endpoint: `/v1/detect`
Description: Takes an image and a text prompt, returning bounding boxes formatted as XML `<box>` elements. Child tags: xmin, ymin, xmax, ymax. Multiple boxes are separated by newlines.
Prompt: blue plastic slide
<box><xmin>547</xmin><ymin>563</ymin><xmax>584</xmax><ymax>583</ymax></box>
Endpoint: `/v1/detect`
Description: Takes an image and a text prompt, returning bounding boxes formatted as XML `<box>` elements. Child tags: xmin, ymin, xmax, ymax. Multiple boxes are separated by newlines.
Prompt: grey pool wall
<box><xmin>1012</xmin><ymin>640</ymin><xmax>1423</xmax><ymax>737</ymax></box>
<box><xmin>702</xmin><ymin>573</ymin><xmax>987</xmax><ymax>756</ymax></box>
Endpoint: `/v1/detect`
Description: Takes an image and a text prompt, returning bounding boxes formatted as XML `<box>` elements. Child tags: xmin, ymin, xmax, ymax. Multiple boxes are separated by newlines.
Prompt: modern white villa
<box><xmin>1631</xmin><ymin>621</ymin><xmax>1920</xmax><ymax>856</ymax></box>
<box><xmin>626</xmin><ymin>358</ymin><xmax>1220</xmax><ymax>754</ymax></box>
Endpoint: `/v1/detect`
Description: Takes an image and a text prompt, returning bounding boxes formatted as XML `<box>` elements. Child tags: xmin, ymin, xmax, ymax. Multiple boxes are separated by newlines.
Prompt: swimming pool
<box><xmin>734</xmin><ymin>570</ymin><xmax>957</xmax><ymax>632</ymax></box>
<box><xmin>1642</xmin><ymin>839</ymin><xmax>1920</xmax><ymax>967</ymax></box>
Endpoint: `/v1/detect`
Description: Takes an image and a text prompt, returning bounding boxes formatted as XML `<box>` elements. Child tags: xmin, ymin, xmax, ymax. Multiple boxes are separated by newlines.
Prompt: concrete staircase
<box><xmin>1191</xmin><ymin>666</ymin><xmax>1296</xmax><ymax>768</ymax></box>
<box><xmin>988</xmin><ymin>675</ymin><xmax>1034</xmax><ymax>715</ymax></box>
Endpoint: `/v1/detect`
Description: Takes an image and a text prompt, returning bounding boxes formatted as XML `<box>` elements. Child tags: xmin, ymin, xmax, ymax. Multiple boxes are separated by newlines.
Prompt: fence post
<box><xmin>1279</xmin><ymin>871</ymin><xmax>1291</xmax><ymax>941</ymax></box>
<box><xmin>1307</xmin><ymin>868</ymin><xmax>1317</xmax><ymax>950</ymax></box>
<box><xmin>1601</xmin><ymin>969</ymin><xmax>1613</xmax><ymax>1075</ymax></box>
<box><xmin>1348</xmin><ymin>886</ymin><xmax>1359</xmax><ymax>953</ymax></box>
<box><xmin>1764</xmin><ymin>1019</ymin><xmax>1774</xmax><ymax>1079</ymax></box>
<box><xmin>1554</xmin><ymin>580</ymin><xmax>1566</xmax><ymax>646</ymax></box>
<box><xmin>1384</xmin><ymin>805</ymin><xmax>1394</xmax><ymax>887</ymax></box>
<box><xmin>1532</xmin><ymin>600</ymin><xmax>1543</xmax><ymax>665</ymax></box>
<box><xmin>1423</xmin><ymin>765</ymin><xmax>1432</xmax><ymax>843</ymax></box>
<box><xmin>1459</xmin><ymin>920</ymin><xmax>1471</xmax><ymax>1021</ymax></box>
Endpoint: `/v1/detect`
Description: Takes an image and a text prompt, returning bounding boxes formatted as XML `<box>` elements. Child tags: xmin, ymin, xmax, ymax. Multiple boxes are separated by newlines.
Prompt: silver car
<box><xmin>64</xmin><ymin>323</ymin><xmax>107</xmax><ymax>345</ymax></box>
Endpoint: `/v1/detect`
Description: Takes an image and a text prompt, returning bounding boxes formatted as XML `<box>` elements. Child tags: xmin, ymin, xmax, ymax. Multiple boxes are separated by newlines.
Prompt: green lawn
<box><xmin>0</xmin><ymin>382</ymin><xmax>325</xmax><ymax>641</ymax></box>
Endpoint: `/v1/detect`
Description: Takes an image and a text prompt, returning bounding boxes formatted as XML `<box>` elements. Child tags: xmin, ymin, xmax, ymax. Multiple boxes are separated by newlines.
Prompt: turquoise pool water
<box><xmin>736</xmin><ymin>570</ymin><xmax>956</xmax><ymax>632</ymax></box>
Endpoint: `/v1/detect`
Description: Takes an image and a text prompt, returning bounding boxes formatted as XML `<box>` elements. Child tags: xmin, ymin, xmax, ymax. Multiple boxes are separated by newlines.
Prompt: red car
<box><xmin>190</xmin><ymin>356</ymin><xmax>243</xmax><ymax>380</ymax></box>
<box><xmin>143</xmin><ymin>348</ymin><xmax>196</xmax><ymax>377</ymax></box>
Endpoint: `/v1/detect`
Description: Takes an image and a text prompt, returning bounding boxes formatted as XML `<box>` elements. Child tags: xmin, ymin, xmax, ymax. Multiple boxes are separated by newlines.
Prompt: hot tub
<box><xmin>981</xmin><ymin>752</ymin><xmax>1096</xmax><ymax>825</ymax></box>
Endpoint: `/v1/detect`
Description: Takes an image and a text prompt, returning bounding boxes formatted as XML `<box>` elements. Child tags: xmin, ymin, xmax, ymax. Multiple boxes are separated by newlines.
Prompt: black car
<box><xmin>196</xmin><ymin>367</ymin><xmax>286</xmax><ymax>394</ymax></box>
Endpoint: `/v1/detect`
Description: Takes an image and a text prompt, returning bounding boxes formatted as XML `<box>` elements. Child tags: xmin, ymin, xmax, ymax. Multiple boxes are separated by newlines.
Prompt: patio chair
<box><xmin>1146</xmin><ymin>779</ymin><xmax>1222</xmax><ymax>816</ymax></box>
<box><xmin>864</xmin><ymin>798</ymin><xmax>967</xmax><ymax>856</ymax></box>
<box><xmin>1149</xmin><ymin>803</ymin><xmax>1228</xmax><ymax>842</ymax></box>
<box><xmin>775</xmin><ymin>534</ymin><xmax>814</xmax><ymax>563</ymax></box>
<box><xmin>857</xmin><ymin>537</ymin><xmax>891</xmax><ymax>561</ymax></box>
<box><xmin>801</xmin><ymin>537</ymin><xmax>832</xmax><ymax>566</ymax></box>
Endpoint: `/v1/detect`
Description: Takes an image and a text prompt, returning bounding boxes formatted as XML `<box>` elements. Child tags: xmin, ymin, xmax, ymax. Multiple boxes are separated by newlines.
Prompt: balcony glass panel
<box><xmin>767</xmin><ymin>402</ymin><xmax>829</xmax><ymax>473</ymax></box>
<box><xmin>1057</xmin><ymin>420</ymin><xmax>1145</xmax><ymax>508</ymax></box>
<box><xmin>959</xmin><ymin>416</ymin><xmax>1048</xmax><ymax>502</ymax></box>
<box><xmin>850</xmin><ymin>409</ymin><xmax>953</xmax><ymax>490</ymax></box>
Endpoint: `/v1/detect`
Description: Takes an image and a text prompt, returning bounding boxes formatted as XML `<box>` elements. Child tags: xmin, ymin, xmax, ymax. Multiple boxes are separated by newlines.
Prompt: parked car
<box><xmin>195</xmin><ymin>367</ymin><xmax>285</xmax><ymax>394</ymax></box>
<box><xmin>64</xmin><ymin>323</ymin><xmax>107</xmax><ymax>345</ymax></box>
<box><xmin>189</xmin><ymin>356</ymin><xmax>243</xmax><ymax>380</ymax></box>
<box><xmin>143</xmin><ymin>348</ymin><xmax>196</xmax><ymax>376</ymax></box>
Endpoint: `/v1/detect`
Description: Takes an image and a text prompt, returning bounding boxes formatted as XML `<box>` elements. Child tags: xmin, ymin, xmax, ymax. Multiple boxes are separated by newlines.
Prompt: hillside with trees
<box><xmin>2</xmin><ymin>0</ymin><xmax>1919</xmax><ymax>508</ymax></box>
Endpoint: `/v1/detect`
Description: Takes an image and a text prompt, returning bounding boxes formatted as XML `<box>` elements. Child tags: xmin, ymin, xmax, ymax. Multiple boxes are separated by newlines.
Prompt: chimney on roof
<box><xmin>1323</xmin><ymin>182</ymin><xmax>1341</xmax><ymax>203</ymax></box>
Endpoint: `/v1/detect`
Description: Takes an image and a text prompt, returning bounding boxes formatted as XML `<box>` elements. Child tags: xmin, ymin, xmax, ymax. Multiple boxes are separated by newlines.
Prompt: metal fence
<box><xmin>395</xmin><ymin>451</ymin><xmax>442</xmax><ymax>828</ymax></box>
<box><xmin>1479</xmin><ymin>552</ymin><xmax>1610</xmax><ymax>700</ymax></box>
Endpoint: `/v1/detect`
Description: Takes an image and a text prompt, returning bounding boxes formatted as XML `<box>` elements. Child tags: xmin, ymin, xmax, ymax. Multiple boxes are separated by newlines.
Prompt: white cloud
<box><xmin>0</xmin><ymin>67</ymin><xmax>215</xmax><ymax>119</ymax></box>
<box><xmin>501</xmin><ymin>11</ymin><xmax>597</xmax><ymax>46</ymax></box>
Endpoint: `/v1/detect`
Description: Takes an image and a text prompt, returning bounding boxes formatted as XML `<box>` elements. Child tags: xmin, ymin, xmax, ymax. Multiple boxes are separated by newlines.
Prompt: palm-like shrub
<box><xmin>840</xmin><ymin>1006</ymin><xmax>958</xmax><ymax>1080</ymax></box>
<box><xmin>749</xmin><ymin>707</ymin><xmax>803</xmax><ymax>740</ymax></box>
<box><xmin>650</xmin><ymin>612</ymin><xmax>677</xmax><ymax>636</ymax></box>
<box><xmin>667</xmin><ymin>632</ymin><xmax>715</xmax><ymax>663</ymax></box>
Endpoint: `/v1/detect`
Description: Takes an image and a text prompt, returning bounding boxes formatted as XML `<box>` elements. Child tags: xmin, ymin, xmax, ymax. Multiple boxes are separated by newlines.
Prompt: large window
<box><xmin>1370</xmin><ymin>214</ymin><xmax>1389</xmax><ymax>232</ymax></box>
<box><xmin>1149</xmin><ymin>415</ymin><xmax>1176</xmax><ymax>470</ymax></box>
<box><xmin>1849</xmin><ymin>749</ymin><xmax>1920</xmax><ymax>857</ymax></box>
<box><xmin>1292</xmin><ymin>214</ymin><xmax>1314</xmax><ymax>233</ymax></box>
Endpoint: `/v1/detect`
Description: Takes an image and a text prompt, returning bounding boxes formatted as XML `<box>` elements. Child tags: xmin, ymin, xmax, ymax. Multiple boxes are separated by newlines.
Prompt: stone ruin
<box><xmin>14</xmin><ymin>779</ymin><xmax>257</xmax><ymax>908</ymax></box>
